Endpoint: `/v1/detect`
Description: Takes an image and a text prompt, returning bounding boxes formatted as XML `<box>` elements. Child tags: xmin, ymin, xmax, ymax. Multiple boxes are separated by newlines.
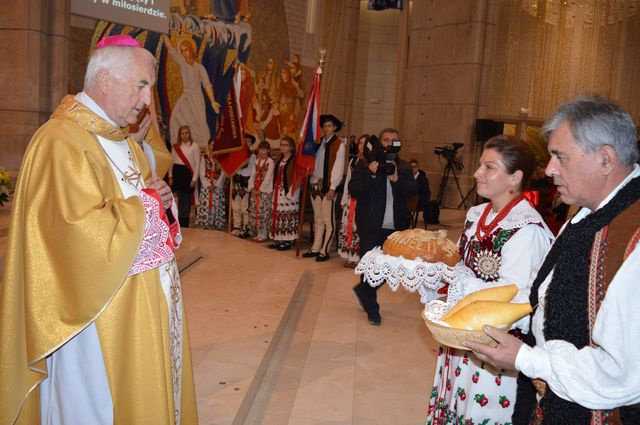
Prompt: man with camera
<box><xmin>350</xmin><ymin>128</ymin><xmax>417</xmax><ymax>325</ymax></box>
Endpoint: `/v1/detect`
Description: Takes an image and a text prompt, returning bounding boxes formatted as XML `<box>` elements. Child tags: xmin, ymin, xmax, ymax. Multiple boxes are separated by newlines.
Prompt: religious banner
<box><xmin>213</xmin><ymin>143</ymin><xmax>249</xmax><ymax>177</ymax></box>
<box><xmin>212</xmin><ymin>83</ymin><xmax>250</xmax><ymax>176</ymax></box>
<box><xmin>212</xmin><ymin>83</ymin><xmax>244</xmax><ymax>154</ymax></box>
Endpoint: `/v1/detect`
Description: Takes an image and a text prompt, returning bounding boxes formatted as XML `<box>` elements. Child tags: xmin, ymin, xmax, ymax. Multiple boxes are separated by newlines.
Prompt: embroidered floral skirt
<box><xmin>426</xmin><ymin>346</ymin><xmax>517</xmax><ymax>425</ymax></box>
<box><xmin>248</xmin><ymin>191</ymin><xmax>273</xmax><ymax>235</ymax></box>
<box><xmin>271</xmin><ymin>187</ymin><xmax>299</xmax><ymax>241</ymax></box>
<box><xmin>338</xmin><ymin>196</ymin><xmax>360</xmax><ymax>262</ymax></box>
<box><xmin>196</xmin><ymin>186</ymin><xmax>226</xmax><ymax>230</ymax></box>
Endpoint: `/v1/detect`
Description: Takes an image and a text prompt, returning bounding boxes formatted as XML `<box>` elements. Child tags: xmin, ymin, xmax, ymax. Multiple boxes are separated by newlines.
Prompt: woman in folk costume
<box><xmin>268</xmin><ymin>136</ymin><xmax>299</xmax><ymax>251</ymax></box>
<box><xmin>338</xmin><ymin>134</ymin><xmax>367</xmax><ymax>267</ymax></box>
<box><xmin>196</xmin><ymin>138</ymin><xmax>227</xmax><ymax>230</ymax></box>
<box><xmin>425</xmin><ymin>136</ymin><xmax>554</xmax><ymax>425</ymax></box>
<box><xmin>248</xmin><ymin>141</ymin><xmax>274</xmax><ymax>241</ymax></box>
<box><xmin>168</xmin><ymin>125</ymin><xmax>201</xmax><ymax>228</ymax></box>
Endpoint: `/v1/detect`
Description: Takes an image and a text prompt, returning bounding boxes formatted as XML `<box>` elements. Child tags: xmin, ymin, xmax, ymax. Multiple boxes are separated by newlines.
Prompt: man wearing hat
<box><xmin>302</xmin><ymin>114</ymin><xmax>346</xmax><ymax>261</ymax></box>
<box><xmin>0</xmin><ymin>35</ymin><xmax>197</xmax><ymax>424</ymax></box>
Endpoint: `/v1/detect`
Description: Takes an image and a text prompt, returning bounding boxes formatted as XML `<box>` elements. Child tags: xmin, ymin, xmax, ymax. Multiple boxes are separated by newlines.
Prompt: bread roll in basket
<box><xmin>423</xmin><ymin>285</ymin><xmax>532</xmax><ymax>350</ymax></box>
<box><xmin>382</xmin><ymin>229</ymin><xmax>459</xmax><ymax>266</ymax></box>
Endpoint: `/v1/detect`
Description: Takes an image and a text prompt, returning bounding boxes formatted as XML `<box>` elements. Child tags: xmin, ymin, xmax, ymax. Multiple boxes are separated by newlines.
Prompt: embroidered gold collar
<box><xmin>52</xmin><ymin>95</ymin><xmax>130</xmax><ymax>141</ymax></box>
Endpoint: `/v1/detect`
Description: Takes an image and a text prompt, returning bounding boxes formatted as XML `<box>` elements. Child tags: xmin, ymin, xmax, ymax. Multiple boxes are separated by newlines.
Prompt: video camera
<box><xmin>363</xmin><ymin>135</ymin><xmax>402</xmax><ymax>175</ymax></box>
<box><xmin>434</xmin><ymin>142</ymin><xmax>464</xmax><ymax>161</ymax></box>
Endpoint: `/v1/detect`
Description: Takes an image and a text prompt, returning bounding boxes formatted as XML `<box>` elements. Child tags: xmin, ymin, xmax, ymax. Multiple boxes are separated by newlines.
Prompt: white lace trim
<box><xmin>129</xmin><ymin>191</ymin><xmax>175</xmax><ymax>276</ymax></box>
<box><xmin>355</xmin><ymin>248</ymin><xmax>454</xmax><ymax>303</ymax></box>
<box><xmin>466</xmin><ymin>200</ymin><xmax>545</xmax><ymax>231</ymax></box>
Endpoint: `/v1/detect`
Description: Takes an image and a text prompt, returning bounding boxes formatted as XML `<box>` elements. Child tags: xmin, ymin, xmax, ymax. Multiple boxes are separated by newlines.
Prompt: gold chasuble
<box><xmin>146</xmin><ymin>123</ymin><xmax>173</xmax><ymax>179</ymax></box>
<box><xmin>0</xmin><ymin>96</ymin><xmax>198</xmax><ymax>424</ymax></box>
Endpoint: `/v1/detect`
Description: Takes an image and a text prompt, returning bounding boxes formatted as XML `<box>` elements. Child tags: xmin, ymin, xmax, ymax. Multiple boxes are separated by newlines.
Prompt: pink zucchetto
<box><xmin>95</xmin><ymin>34</ymin><xmax>142</xmax><ymax>49</ymax></box>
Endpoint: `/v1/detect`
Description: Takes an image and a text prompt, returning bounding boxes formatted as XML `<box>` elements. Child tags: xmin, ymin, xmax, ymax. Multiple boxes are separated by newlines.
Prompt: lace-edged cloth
<box><xmin>467</xmin><ymin>200</ymin><xmax>545</xmax><ymax>231</ymax></box>
<box><xmin>355</xmin><ymin>248</ymin><xmax>454</xmax><ymax>303</ymax></box>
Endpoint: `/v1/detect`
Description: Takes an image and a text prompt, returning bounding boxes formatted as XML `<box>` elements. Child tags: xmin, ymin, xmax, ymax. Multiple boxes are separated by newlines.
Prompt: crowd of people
<box><xmin>148</xmin><ymin>91</ymin><xmax>640</xmax><ymax>423</ymax></box>
<box><xmin>167</xmin><ymin>118</ymin><xmax>434</xmax><ymax>272</ymax></box>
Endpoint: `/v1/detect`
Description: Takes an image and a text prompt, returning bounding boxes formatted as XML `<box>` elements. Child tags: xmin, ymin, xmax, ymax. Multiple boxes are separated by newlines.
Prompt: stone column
<box><xmin>0</xmin><ymin>0</ymin><xmax>70</xmax><ymax>172</ymax></box>
<box><xmin>399</xmin><ymin>0</ymin><xmax>497</xmax><ymax>208</ymax></box>
<box><xmin>318</xmin><ymin>0</ymin><xmax>360</xmax><ymax>137</ymax></box>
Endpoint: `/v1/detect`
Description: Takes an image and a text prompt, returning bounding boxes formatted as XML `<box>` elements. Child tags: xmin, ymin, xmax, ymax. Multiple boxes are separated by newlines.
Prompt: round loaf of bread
<box><xmin>382</xmin><ymin>229</ymin><xmax>460</xmax><ymax>266</ymax></box>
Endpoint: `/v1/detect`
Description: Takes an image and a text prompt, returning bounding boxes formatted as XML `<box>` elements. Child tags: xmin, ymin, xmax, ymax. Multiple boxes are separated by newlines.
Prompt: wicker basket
<box><xmin>422</xmin><ymin>311</ymin><xmax>498</xmax><ymax>350</ymax></box>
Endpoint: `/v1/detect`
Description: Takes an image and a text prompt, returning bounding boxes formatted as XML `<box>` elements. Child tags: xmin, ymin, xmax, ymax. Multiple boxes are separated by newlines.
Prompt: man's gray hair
<box><xmin>542</xmin><ymin>95</ymin><xmax>638</xmax><ymax>166</ymax></box>
<box><xmin>84</xmin><ymin>45</ymin><xmax>156</xmax><ymax>89</ymax></box>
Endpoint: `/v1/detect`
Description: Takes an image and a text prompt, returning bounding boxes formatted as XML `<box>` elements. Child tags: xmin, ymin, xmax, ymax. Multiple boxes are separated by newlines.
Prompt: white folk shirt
<box><xmin>237</xmin><ymin>153</ymin><xmax>256</xmax><ymax>177</ymax></box>
<box><xmin>311</xmin><ymin>135</ymin><xmax>345</xmax><ymax>191</ymax></box>
<box><xmin>516</xmin><ymin>164</ymin><xmax>640</xmax><ymax>410</ymax></box>
<box><xmin>170</xmin><ymin>141</ymin><xmax>201</xmax><ymax>183</ymax></box>
<box><xmin>445</xmin><ymin>200</ymin><xmax>554</xmax><ymax>332</ymax></box>
<box><xmin>248</xmin><ymin>157</ymin><xmax>275</xmax><ymax>193</ymax></box>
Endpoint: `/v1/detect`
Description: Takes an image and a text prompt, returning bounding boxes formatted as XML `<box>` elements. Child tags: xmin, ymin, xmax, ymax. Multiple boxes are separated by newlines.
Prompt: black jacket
<box><xmin>348</xmin><ymin>158</ymin><xmax>417</xmax><ymax>232</ymax></box>
<box><xmin>414</xmin><ymin>169</ymin><xmax>431</xmax><ymax>210</ymax></box>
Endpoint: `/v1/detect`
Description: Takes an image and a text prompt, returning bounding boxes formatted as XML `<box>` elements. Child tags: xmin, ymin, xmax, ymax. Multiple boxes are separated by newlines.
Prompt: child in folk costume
<box><xmin>248</xmin><ymin>141</ymin><xmax>274</xmax><ymax>241</ymax></box>
<box><xmin>268</xmin><ymin>136</ymin><xmax>299</xmax><ymax>251</ymax></box>
<box><xmin>425</xmin><ymin>136</ymin><xmax>553</xmax><ymax>425</ymax></box>
<box><xmin>196</xmin><ymin>138</ymin><xmax>227</xmax><ymax>230</ymax></box>
<box><xmin>231</xmin><ymin>135</ymin><xmax>257</xmax><ymax>238</ymax></box>
<box><xmin>338</xmin><ymin>134</ymin><xmax>367</xmax><ymax>267</ymax></box>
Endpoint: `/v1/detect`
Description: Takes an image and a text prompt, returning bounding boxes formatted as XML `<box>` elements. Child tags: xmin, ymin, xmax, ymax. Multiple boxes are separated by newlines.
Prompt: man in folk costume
<box><xmin>0</xmin><ymin>35</ymin><xmax>198</xmax><ymax>424</ymax></box>
<box><xmin>467</xmin><ymin>96</ymin><xmax>640</xmax><ymax>424</ymax></box>
<box><xmin>302</xmin><ymin>114</ymin><xmax>346</xmax><ymax>262</ymax></box>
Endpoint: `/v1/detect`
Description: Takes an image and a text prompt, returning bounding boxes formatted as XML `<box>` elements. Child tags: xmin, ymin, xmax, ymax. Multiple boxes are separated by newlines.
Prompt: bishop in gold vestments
<box><xmin>0</xmin><ymin>38</ymin><xmax>198</xmax><ymax>425</ymax></box>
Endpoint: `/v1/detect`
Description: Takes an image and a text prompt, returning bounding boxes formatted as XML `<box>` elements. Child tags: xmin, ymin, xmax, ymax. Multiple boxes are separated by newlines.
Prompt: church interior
<box><xmin>1</xmin><ymin>0</ymin><xmax>639</xmax><ymax>424</ymax></box>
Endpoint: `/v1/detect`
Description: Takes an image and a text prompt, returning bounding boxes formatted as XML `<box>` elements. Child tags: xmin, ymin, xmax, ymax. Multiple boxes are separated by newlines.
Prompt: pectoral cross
<box><xmin>121</xmin><ymin>165</ymin><xmax>143</xmax><ymax>189</ymax></box>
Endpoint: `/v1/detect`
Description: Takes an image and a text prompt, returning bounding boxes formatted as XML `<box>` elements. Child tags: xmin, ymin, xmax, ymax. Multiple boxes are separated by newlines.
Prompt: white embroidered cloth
<box><xmin>129</xmin><ymin>191</ymin><xmax>175</xmax><ymax>276</ymax></box>
<box><xmin>355</xmin><ymin>248</ymin><xmax>454</xmax><ymax>303</ymax></box>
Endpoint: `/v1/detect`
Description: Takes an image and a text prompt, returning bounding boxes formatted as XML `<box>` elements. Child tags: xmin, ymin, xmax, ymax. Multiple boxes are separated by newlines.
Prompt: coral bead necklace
<box><xmin>475</xmin><ymin>194</ymin><xmax>525</xmax><ymax>240</ymax></box>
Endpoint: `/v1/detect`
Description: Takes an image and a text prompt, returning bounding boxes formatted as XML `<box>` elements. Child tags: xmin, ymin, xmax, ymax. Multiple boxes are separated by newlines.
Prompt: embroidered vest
<box><xmin>273</xmin><ymin>156</ymin><xmax>294</xmax><ymax>192</ymax></box>
<box><xmin>315</xmin><ymin>135</ymin><xmax>343</xmax><ymax>193</ymax></box>
<box><xmin>586</xmin><ymin>199</ymin><xmax>640</xmax><ymax>425</ymax></box>
<box><xmin>516</xmin><ymin>199</ymin><xmax>640</xmax><ymax>425</ymax></box>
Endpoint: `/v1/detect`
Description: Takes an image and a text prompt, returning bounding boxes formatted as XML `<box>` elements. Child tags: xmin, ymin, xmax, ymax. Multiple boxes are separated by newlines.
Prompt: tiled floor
<box><xmin>0</xmin><ymin>199</ymin><xmax>467</xmax><ymax>425</ymax></box>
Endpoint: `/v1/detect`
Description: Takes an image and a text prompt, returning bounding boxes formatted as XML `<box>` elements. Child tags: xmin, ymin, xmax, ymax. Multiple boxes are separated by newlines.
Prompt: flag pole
<box><xmin>295</xmin><ymin>48</ymin><xmax>326</xmax><ymax>257</ymax></box>
<box><xmin>295</xmin><ymin>176</ymin><xmax>310</xmax><ymax>257</ymax></box>
<box><xmin>227</xmin><ymin>172</ymin><xmax>234</xmax><ymax>233</ymax></box>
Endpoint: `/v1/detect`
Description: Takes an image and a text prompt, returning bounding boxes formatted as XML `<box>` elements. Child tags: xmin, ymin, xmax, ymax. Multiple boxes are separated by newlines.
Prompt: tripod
<box><xmin>458</xmin><ymin>182</ymin><xmax>477</xmax><ymax>209</ymax></box>
<box><xmin>436</xmin><ymin>156</ymin><xmax>466</xmax><ymax>208</ymax></box>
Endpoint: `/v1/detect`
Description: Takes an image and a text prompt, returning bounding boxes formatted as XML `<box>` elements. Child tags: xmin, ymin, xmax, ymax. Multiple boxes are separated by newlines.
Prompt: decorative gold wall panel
<box><xmin>490</xmin><ymin>0</ymin><xmax>640</xmax><ymax>123</ymax></box>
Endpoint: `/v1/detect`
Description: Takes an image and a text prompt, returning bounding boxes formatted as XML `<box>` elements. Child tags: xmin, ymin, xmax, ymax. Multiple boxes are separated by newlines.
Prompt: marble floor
<box><xmin>0</xmin><ymin>199</ymin><xmax>467</xmax><ymax>424</ymax></box>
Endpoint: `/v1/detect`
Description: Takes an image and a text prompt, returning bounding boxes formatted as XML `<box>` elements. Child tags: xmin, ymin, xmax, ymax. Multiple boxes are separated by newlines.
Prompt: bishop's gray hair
<box><xmin>542</xmin><ymin>95</ymin><xmax>638</xmax><ymax>166</ymax></box>
<box><xmin>84</xmin><ymin>45</ymin><xmax>156</xmax><ymax>90</ymax></box>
